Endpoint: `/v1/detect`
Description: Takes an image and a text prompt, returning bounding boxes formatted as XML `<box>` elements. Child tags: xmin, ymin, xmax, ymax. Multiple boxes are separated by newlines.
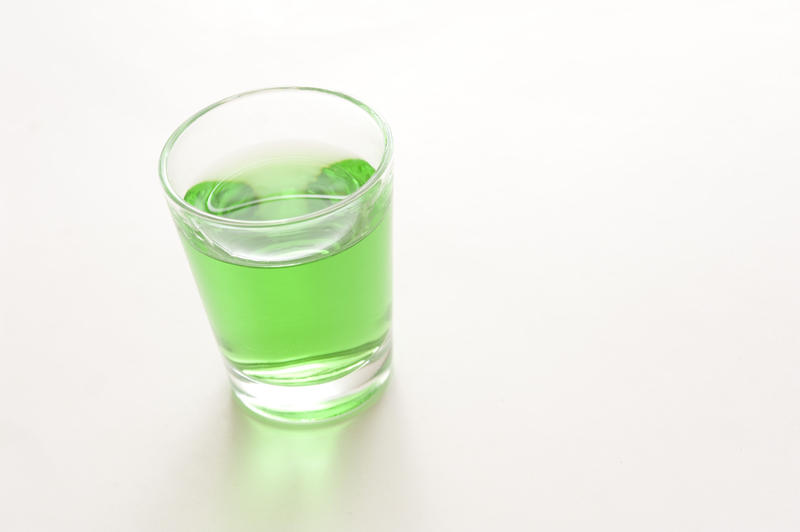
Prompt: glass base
<box><xmin>227</xmin><ymin>338</ymin><xmax>391</xmax><ymax>424</ymax></box>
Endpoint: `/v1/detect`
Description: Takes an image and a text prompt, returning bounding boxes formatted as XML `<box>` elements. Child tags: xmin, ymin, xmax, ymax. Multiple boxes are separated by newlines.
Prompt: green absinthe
<box><xmin>178</xmin><ymin>144</ymin><xmax>391</xmax><ymax>402</ymax></box>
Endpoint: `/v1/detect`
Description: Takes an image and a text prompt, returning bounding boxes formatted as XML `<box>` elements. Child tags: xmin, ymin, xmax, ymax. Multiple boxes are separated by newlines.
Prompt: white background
<box><xmin>1</xmin><ymin>1</ymin><xmax>799</xmax><ymax>530</ymax></box>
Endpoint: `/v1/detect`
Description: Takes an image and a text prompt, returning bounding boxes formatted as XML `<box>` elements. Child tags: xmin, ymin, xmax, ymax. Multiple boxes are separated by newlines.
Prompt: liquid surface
<box><xmin>183</xmin><ymin>156</ymin><xmax>375</xmax><ymax>221</ymax></box>
<box><xmin>179</xmin><ymin>148</ymin><xmax>391</xmax><ymax>386</ymax></box>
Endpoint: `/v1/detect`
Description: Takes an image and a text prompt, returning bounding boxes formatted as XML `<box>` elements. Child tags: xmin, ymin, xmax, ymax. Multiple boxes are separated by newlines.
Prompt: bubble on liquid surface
<box><xmin>308</xmin><ymin>159</ymin><xmax>375</xmax><ymax>197</ymax></box>
<box><xmin>184</xmin><ymin>181</ymin><xmax>260</xmax><ymax>219</ymax></box>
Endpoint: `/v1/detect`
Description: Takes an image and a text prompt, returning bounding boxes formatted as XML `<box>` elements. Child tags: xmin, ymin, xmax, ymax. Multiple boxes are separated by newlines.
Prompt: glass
<box><xmin>159</xmin><ymin>87</ymin><xmax>393</xmax><ymax>423</ymax></box>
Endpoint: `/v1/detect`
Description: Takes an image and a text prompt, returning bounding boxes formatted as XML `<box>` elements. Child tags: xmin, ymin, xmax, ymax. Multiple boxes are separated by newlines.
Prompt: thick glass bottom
<box><xmin>227</xmin><ymin>337</ymin><xmax>391</xmax><ymax>424</ymax></box>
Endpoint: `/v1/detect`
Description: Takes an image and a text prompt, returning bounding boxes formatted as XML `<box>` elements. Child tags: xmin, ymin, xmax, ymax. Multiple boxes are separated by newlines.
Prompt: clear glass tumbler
<box><xmin>159</xmin><ymin>87</ymin><xmax>393</xmax><ymax>423</ymax></box>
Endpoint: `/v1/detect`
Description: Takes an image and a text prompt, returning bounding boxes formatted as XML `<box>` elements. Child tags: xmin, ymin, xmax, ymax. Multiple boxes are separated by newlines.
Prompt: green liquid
<box><xmin>178</xmin><ymin>149</ymin><xmax>391</xmax><ymax>389</ymax></box>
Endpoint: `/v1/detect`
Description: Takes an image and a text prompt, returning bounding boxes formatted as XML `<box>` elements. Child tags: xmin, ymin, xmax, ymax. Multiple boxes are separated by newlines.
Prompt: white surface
<box><xmin>2</xmin><ymin>2</ymin><xmax>799</xmax><ymax>530</ymax></box>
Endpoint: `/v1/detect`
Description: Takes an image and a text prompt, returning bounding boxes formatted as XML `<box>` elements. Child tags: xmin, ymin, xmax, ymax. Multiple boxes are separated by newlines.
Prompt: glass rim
<box><xmin>158</xmin><ymin>86</ymin><xmax>393</xmax><ymax>227</ymax></box>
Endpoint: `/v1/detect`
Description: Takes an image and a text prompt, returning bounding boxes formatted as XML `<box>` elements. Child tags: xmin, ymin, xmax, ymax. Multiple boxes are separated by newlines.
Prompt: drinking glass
<box><xmin>159</xmin><ymin>87</ymin><xmax>393</xmax><ymax>423</ymax></box>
